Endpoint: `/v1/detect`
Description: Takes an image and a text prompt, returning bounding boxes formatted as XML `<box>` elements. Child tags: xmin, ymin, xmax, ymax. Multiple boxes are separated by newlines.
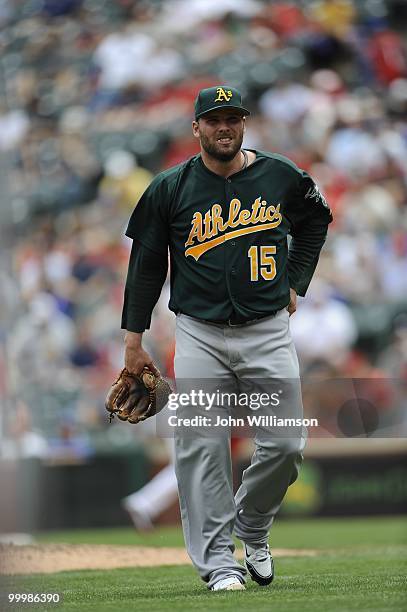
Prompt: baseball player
<box><xmin>121</xmin><ymin>86</ymin><xmax>332</xmax><ymax>591</ymax></box>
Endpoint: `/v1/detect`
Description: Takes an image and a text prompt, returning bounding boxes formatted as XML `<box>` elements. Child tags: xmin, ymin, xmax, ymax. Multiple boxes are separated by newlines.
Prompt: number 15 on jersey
<box><xmin>248</xmin><ymin>246</ymin><xmax>277</xmax><ymax>281</ymax></box>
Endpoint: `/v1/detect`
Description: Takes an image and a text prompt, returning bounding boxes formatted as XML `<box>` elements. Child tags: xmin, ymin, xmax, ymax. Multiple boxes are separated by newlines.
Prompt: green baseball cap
<box><xmin>194</xmin><ymin>85</ymin><xmax>251</xmax><ymax>119</ymax></box>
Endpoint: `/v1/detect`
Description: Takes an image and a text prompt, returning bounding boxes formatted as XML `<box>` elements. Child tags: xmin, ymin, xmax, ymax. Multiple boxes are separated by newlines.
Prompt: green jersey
<box><xmin>123</xmin><ymin>150</ymin><xmax>332</xmax><ymax>328</ymax></box>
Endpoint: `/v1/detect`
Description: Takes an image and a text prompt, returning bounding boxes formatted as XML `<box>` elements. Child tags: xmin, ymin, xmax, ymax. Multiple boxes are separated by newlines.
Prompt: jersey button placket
<box><xmin>229</xmin><ymin>239</ymin><xmax>237</xmax><ymax>300</ymax></box>
<box><xmin>225</xmin><ymin>180</ymin><xmax>237</xmax><ymax>303</ymax></box>
<box><xmin>230</xmin><ymin>264</ymin><xmax>237</xmax><ymax>300</ymax></box>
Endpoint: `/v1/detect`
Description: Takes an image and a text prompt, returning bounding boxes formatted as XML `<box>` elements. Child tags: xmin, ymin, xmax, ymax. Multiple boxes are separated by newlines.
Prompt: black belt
<box><xmin>183</xmin><ymin>311</ymin><xmax>279</xmax><ymax>328</ymax></box>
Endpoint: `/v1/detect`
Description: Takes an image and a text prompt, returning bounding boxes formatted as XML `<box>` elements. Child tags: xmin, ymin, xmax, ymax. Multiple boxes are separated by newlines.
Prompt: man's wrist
<box><xmin>125</xmin><ymin>331</ymin><xmax>143</xmax><ymax>348</ymax></box>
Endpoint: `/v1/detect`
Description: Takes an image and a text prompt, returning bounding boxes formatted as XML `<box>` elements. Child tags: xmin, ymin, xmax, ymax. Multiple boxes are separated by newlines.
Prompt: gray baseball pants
<box><xmin>173</xmin><ymin>309</ymin><xmax>305</xmax><ymax>588</ymax></box>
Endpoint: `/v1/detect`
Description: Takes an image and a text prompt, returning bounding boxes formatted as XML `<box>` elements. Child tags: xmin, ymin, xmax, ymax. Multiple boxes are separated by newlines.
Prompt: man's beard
<box><xmin>200</xmin><ymin>131</ymin><xmax>244</xmax><ymax>162</ymax></box>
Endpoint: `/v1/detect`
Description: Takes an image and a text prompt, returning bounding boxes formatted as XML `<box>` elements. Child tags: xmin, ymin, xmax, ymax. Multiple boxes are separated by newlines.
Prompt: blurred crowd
<box><xmin>1</xmin><ymin>0</ymin><xmax>407</xmax><ymax>458</ymax></box>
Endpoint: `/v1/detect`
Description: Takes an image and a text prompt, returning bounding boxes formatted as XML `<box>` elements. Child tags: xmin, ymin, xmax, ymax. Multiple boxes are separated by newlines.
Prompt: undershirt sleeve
<box><xmin>121</xmin><ymin>240</ymin><xmax>168</xmax><ymax>333</ymax></box>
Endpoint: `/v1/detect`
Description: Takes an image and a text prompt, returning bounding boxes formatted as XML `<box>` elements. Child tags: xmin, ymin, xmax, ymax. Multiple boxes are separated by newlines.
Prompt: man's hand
<box><xmin>286</xmin><ymin>288</ymin><xmax>297</xmax><ymax>317</ymax></box>
<box><xmin>105</xmin><ymin>365</ymin><xmax>171</xmax><ymax>424</ymax></box>
<box><xmin>124</xmin><ymin>331</ymin><xmax>159</xmax><ymax>376</ymax></box>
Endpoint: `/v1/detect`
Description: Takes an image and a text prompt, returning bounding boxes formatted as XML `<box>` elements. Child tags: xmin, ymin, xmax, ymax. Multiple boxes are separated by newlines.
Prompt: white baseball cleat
<box><xmin>211</xmin><ymin>576</ymin><xmax>246</xmax><ymax>591</ymax></box>
<box><xmin>244</xmin><ymin>544</ymin><xmax>274</xmax><ymax>586</ymax></box>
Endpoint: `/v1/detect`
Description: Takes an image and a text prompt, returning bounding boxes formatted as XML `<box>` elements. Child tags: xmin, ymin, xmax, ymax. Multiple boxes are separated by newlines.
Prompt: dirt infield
<box><xmin>0</xmin><ymin>544</ymin><xmax>318</xmax><ymax>575</ymax></box>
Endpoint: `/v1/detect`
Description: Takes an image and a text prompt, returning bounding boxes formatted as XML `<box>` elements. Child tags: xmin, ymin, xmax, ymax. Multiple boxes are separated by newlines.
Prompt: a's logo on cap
<box><xmin>214</xmin><ymin>87</ymin><xmax>233</xmax><ymax>102</ymax></box>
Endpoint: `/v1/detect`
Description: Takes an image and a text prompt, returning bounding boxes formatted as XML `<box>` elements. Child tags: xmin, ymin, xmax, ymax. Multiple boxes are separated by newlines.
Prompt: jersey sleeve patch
<box><xmin>298</xmin><ymin>172</ymin><xmax>333</xmax><ymax>221</ymax></box>
<box><xmin>303</xmin><ymin>179</ymin><xmax>330</xmax><ymax>210</ymax></box>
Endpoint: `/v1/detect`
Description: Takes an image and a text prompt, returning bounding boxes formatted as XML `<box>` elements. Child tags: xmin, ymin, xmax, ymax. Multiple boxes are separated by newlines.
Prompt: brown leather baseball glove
<box><xmin>105</xmin><ymin>366</ymin><xmax>171</xmax><ymax>424</ymax></box>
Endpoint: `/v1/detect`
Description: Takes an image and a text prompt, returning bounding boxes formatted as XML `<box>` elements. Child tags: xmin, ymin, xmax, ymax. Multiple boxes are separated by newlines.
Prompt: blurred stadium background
<box><xmin>0</xmin><ymin>0</ymin><xmax>406</xmax><ymax>535</ymax></box>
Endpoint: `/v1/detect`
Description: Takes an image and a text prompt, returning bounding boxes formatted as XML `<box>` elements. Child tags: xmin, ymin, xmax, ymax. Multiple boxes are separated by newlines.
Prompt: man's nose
<box><xmin>218</xmin><ymin>121</ymin><xmax>232</xmax><ymax>131</ymax></box>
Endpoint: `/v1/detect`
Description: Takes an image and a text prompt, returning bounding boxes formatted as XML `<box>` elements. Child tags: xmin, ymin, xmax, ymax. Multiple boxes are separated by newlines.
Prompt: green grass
<box><xmin>37</xmin><ymin>525</ymin><xmax>184</xmax><ymax>548</ymax></box>
<box><xmin>3</xmin><ymin>551</ymin><xmax>406</xmax><ymax>612</ymax></box>
<box><xmin>2</xmin><ymin>517</ymin><xmax>406</xmax><ymax>612</ymax></box>
<box><xmin>36</xmin><ymin>516</ymin><xmax>407</xmax><ymax>549</ymax></box>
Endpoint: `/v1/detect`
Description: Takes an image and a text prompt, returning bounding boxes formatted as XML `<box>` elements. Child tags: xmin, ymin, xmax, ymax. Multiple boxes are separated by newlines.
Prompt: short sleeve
<box><xmin>125</xmin><ymin>174</ymin><xmax>170</xmax><ymax>255</ymax></box>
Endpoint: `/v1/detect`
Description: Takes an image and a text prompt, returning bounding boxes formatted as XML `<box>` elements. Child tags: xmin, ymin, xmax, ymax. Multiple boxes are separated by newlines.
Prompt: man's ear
<box><xmin>243</xmin><ymin>117</ymin><xmax>246</xmax><ymax>133</ymax></box>
<box><xmin>192</xmin><ymin>120</ymin><xmax>200</xmax><ymax>138</ymax></box>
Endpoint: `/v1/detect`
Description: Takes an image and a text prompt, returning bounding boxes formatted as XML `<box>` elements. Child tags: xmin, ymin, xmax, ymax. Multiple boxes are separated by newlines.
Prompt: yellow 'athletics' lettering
<box><xmin>185</xmin><ymin>197</ymin><xmax>282</xmax><ymax>261</ymax></box>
